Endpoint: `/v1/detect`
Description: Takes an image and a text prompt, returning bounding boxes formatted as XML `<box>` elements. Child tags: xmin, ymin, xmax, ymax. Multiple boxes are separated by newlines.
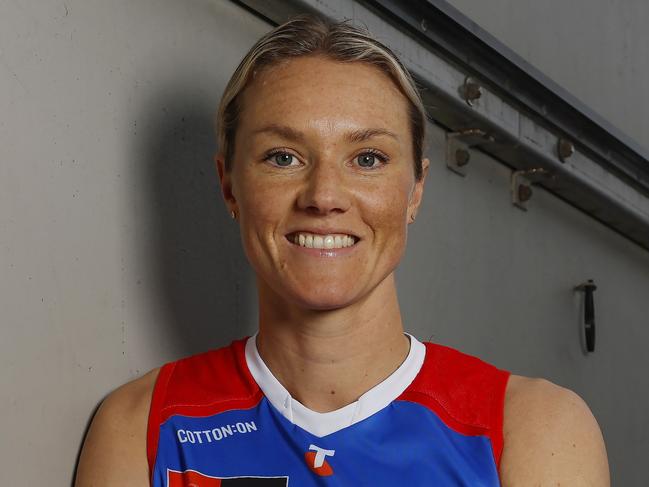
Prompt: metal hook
<box><xmin>574</xmin><ymin>279</ymin><xmax>597</xmax><ymax>353</ymax></box>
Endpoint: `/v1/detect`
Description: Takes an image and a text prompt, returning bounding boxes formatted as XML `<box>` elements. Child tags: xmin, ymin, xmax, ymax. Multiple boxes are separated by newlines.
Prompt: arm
<box><xmin>75</xmin><ymin>368</ymin><xmax>160</xmax><ymax>486</ymax></box>
<box><xmin>500</xmin><ymin>375</ymin><xmax>610</xmax><ymax>486</ymax></box>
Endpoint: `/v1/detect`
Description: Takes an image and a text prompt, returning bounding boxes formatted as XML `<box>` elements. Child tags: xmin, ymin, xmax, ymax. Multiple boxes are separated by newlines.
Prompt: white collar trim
<box><xmin>244</xmin><ymin>332</ymin><xmax>426</xmax><ymax>437</ymax></box>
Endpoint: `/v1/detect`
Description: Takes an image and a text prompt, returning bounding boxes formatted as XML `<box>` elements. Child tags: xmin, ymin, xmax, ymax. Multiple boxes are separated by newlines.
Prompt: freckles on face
<box><xmin>229</xmin><ymin>55</ymin><xmax>417</xmax><ymax>307</ymax></box>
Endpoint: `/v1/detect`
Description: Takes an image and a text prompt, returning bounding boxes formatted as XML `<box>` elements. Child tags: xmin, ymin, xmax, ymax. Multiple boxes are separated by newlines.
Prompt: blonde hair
<box><xmin>216</xmin><ymin>14</ymin><xmax>426</xmax><ymax>180</ymax></box>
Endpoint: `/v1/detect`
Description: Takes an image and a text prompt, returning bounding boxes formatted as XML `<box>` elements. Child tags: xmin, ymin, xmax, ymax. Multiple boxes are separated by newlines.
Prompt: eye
<box><xmin>265</xmin><ymin>150</ymin><xmax>299</xmax><ymax>168</ymax></box>
<box><xmin>355</xmin><ymin>150</ymin><xmax>389</xmax><ymax>169</ymax></box>
<box><xmin>264</xmin><ymin>149</ymin><xmax>389</xmax><ymax>169</ymax></box>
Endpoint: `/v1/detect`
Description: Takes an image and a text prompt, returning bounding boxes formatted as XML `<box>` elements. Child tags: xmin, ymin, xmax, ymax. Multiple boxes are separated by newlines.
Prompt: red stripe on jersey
<box><xmin>398</xmin><ymin>341</ymin><xmax>511</xmax><ymax>469</ymax></box>
<box><xmin>147</xmin><ymin>361</ymin><xmax>175</xmax><ymax>478</ymax></box>
<box><xmin>147</xmin><ymin>338</ymin><xmax>261</xmax><ymax>482</ymax></box>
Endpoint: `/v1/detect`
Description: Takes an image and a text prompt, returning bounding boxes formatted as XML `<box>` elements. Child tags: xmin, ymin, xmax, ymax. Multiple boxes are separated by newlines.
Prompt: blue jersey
<box><xmin>147</xmin><ymin>333</ymin><xmax>510</xmax><ymax>486</ymax></box>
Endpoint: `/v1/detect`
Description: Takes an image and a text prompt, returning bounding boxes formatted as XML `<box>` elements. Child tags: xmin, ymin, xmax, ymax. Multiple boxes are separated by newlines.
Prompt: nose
<box><xmin>296</xmin><ymin>159</ymin><xmax>351</xmax><ymax>216</ymax></box>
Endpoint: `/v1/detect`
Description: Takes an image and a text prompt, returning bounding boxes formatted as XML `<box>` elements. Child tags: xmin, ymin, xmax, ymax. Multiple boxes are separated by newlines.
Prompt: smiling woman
<box><xmin>75</xmin><ymin>14</ymin><xmax>610</xmax><ymax>487</ymax></box>
<box><xmin>222</xmin><ymin>54</ymin><xmax>423</xmax><ymax>313</ymax></box>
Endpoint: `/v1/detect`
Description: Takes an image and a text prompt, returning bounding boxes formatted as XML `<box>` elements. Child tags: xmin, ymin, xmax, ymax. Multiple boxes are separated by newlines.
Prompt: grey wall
<box><xmin>446</xmin><ymin>0</ymin><xmax>649</xmax><ymax>152</ymax></box>
<box><xmin>0</xmin><ymin>1</ymin><xmax>264</xmax><ymax>484</ymax></box>
<box><xmin>399</xmin><ymin>121</ymin><xmax>649</xmax><ymax>486</ymax></box>
<box><xmin>1</xmin><ymin>0</ymin><xmax>648</xmax><ymax>485</ymax></box>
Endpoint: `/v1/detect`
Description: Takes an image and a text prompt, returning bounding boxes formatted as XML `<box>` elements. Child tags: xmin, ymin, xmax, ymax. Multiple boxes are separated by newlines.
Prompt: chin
<box><xmin>290</xmin><ymin>287</ymin><xmax>360</xmax><ymax>311</ymax></box>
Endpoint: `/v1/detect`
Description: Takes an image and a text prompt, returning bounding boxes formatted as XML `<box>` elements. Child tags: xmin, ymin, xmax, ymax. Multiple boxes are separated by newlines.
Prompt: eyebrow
<box><xmin>251</xmin><ymin>124</ymin><xmax>399</xmax><ymax>143</ymax></box>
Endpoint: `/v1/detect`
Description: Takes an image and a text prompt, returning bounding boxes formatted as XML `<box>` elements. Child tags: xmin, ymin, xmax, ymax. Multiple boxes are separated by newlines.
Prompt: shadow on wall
<box><xmin>72</xmin><ymin>83</ymin><xmax>258</xmax><ymax>487</ymax></box>
<box><xmin>138</xmin><ymin>84</ymin><xmax>256</xmax><ymax>359</ymax></box>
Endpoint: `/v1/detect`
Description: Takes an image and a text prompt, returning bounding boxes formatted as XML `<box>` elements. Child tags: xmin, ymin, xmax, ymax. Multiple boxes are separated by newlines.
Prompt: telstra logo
<box><xmin>304</xmin><ymin>444</ymin><xmax>335</xmax><ymax>476</ymax></box>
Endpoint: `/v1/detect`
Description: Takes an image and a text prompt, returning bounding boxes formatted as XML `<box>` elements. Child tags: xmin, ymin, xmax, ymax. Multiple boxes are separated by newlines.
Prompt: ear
<box><xmin>214</xmin><ymin>153</ymin><xmax>237</xmax><ymax>212</ymax></box>
<box><xmin>408</xmin><ymin>157</ymin><xmax>430</xmax><ymax>223</ymax></box>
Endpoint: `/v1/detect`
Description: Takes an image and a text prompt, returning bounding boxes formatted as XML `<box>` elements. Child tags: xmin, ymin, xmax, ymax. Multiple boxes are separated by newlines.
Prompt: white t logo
<box><xmin>309</xmin><ymin>444</ymin><xmax>335</xmax><ymax>468</ymax></box>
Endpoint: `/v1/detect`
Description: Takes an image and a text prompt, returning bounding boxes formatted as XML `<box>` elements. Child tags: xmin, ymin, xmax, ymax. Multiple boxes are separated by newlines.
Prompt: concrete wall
<box><xmin>0</xmin><ymin>1</ymin><xmax>265</xmax><ymax>484</ymax></box>
<box><xmin>1</xmin><ymin>0</ymin><xmax>648</xmax><ymax>485</ymax></box>
<box><xmin>399</xmin><ymin>121</ymin><xmax>649</xmax><ymax>486</ymax></box>
<box><xmin>446</xmin><ymin>0</ymin><xmax>649</xmax><ymax>152</ymax></box>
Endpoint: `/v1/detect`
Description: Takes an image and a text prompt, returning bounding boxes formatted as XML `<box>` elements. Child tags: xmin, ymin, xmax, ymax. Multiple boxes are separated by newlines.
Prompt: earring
<box><xmin>410</xmin><ymin>213</ymin><xmax>416</xmax><ymax>222</ymax></box>
<box><xmin>230</xmin><ymin>210</ymin><xmax>237</xmax><ymax>221</ymax></box>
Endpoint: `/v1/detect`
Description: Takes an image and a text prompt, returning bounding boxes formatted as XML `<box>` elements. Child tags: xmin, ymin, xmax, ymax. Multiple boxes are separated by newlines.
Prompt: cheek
<box><xmin>236</xmin><ymin>166</ymin><xmax>284</xmax><ymax>221</ymax></box>
<box><xmin>361</xmin><ymin>178</ymin><xmax>412</xmax><ymax>238</ymax></box>
<box><xmin>235</xmin><ymin>172</ymin><xmax>293</xmax><ymax>256</ymax></box>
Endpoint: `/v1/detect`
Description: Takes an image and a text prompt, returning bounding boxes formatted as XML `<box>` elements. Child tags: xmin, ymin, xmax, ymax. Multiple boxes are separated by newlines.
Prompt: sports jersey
<box><xmin>147</xmin><ymin>333</ymin><xmax>510</xmax><ymax>486</ymax></box>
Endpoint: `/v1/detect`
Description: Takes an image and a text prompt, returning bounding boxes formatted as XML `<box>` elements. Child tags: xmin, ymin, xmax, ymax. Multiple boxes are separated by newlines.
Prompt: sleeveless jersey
<box><xmin>147</xmin><ymin>333</ymin><xmax>510</xmax><ymax>486</ymax></box>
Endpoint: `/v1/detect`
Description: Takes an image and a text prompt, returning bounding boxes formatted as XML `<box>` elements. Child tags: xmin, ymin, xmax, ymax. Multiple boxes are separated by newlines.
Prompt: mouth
<box><xmin>285</xmin><ymin>231</ymin><xmax>360</xmax><ymax>250</ymax></box>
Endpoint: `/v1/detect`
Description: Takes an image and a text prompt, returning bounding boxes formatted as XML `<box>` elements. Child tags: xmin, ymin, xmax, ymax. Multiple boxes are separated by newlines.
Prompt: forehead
<box><xmin>237</xmin><ymin>56</ymin><xmax>411</xmax><ymax>138</ymax></box>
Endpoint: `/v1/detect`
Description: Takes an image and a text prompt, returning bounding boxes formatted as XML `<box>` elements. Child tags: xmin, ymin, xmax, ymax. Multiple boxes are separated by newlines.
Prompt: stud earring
<box><xmin>410</xmin><ymin>213</ymin><xmax>416</xmax><ymax>222</ymax></box>
<box><xmin>230</xmin><ymin>210</ymin><xmax>237</xmax><ymax>221</ymax></box>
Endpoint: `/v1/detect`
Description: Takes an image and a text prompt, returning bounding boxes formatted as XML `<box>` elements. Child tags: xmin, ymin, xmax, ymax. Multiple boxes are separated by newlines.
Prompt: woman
<box><xmin>76</xmin><ymin>15</ymin><xmax>610</xmax><ymax>486</ymax></box>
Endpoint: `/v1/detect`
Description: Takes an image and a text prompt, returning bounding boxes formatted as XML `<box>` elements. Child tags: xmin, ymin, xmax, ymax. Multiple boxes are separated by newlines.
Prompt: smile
<box><xmin>286</xmin><ymin>232</ymin><xmax>359</xmax><ymax>250</ymax></box>
<box><xmin>285</xmin><ymin>232</ymin><xmax>361</xmax><ymax>257</ymax></box>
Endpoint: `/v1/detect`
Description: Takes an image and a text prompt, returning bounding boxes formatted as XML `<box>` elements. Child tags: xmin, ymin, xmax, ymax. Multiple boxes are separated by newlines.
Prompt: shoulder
<box><xmin>75</xmin><ymin>367</ymin><xmax>160</xmax><ymax>486</ymax></box>
<box><xmin>500</xmin><ymin>374</ymin><xmax>610</xmax><ymax>486</ymax></box>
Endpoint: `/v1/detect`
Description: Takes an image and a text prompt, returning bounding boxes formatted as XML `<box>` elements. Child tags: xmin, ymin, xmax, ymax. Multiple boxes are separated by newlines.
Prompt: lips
<box><xmin>286</xmin><ymin>232</ymin><xmax>358</xmax><ymax>249</ymax></box>
<box><xmin>286</xmin><ymin>228</ymin><xmax>361</xmax><ymax>240</ymax></box>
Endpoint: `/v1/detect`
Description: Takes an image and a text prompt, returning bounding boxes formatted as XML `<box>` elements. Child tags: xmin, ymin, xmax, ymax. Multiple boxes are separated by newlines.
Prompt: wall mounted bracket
<box><xmin>445</xmin><ymin>129</ymin><xmax>494</xmax><ymax>177</ymax></box>
<box><xmin>511</xmin><ymin>168</ymin><xmax>556</xmax><ymax>211</ymax></box>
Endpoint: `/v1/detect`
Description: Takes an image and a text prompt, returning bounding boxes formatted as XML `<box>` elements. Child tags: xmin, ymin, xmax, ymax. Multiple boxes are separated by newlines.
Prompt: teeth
<box><xmin>290</xmin><ymin>232</ymin><xmax>357</xmax><ymax>249</ymax></box>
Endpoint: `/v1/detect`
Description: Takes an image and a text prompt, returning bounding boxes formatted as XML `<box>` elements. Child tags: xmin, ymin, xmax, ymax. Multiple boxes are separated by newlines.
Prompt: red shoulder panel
<box><xmin>398</xmin><ymin>342</ymin><xmax>511</xmax><ymax>469</ymax></box>
<box><xmin>146</xmin><ymin>337</ymin><xmax>262</xmax><ymax>478</ymax></box>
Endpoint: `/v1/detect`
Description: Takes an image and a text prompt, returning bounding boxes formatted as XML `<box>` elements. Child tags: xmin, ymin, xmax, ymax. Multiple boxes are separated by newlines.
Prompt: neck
<box><xmin>255</xmin><ymin>273</ymin><xmax>410</xmax><ymax>413</ymax></box>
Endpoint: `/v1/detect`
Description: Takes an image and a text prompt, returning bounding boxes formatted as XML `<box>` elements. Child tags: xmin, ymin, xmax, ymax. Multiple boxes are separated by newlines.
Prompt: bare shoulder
<box><xmin>500</xmin><ymin>374</ymin><xmax>610</xmax><ymax>486</ymax></box>
<box><xmin>75</xmin><ymin>367</ymin><xmax>161</xmax><ymax>486</ymax></box>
